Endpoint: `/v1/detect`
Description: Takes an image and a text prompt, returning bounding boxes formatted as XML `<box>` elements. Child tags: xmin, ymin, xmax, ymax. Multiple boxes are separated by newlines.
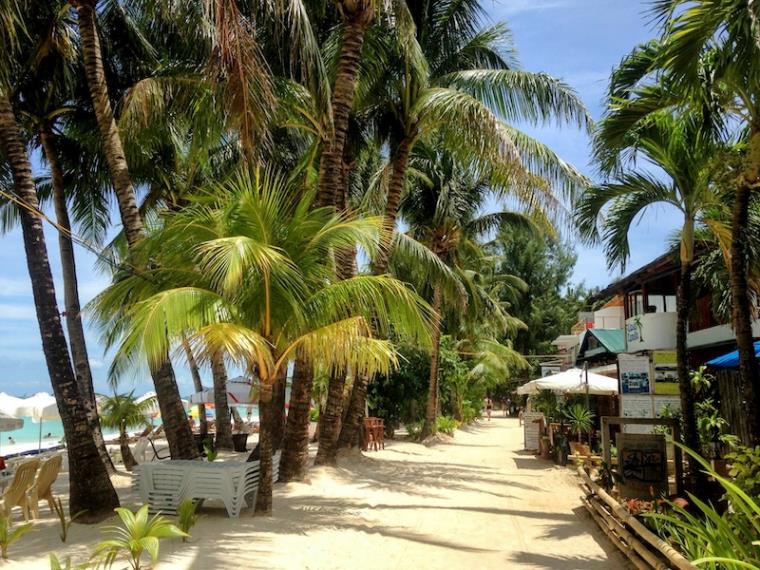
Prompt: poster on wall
<box><xmin>653</xmin><ymin>351</ymin><xmax>679</xmax><ymax>395</ymax></box>
<box><xmin>654</xmin><ymin>395</ymin><xmax>681</xmax><ymax>418</ymax></box>
<box><xmin>618</xmin><ymin>354</ymin><xmax>651</xmax><ymax>394</ymax></box>
<box><xmin>621</xmin><ymin>395</ymin><xmax>654</xmax><ymax>434</ymax></box>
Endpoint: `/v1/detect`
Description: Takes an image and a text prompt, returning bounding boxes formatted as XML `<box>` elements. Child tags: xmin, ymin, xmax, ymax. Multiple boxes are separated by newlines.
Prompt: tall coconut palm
<box><xmin>93</xmin><ymin>168</ymin><xmax>433</xmax><ymax>513</ymax></box>
<box><xmin>0</xmin><ymin>0</ymin><xmax>119</xmax><ymax>520</ymax></box>
<box><xmin>362</xmin><ymin>0</ymin><xmax>592</xmax><ymax>274</ymax></box>
<box><xmin>577</xmin><ymin>111</ymin><xmax>727</xmax><ymax>478</ymax></box>
<box><xmin>99</xmin><ymin>392</ymin><xmax>154</xmax><ymax>471</ymax></box>
<box><xmin>615</xmin><ymin>1</ymin><xmax>760</xmax><ymax>444</ymax></box>
<box><xmin>399</xmin><ymin>143</ymin><xmax>547</xmax><ymax>438</ymax></box>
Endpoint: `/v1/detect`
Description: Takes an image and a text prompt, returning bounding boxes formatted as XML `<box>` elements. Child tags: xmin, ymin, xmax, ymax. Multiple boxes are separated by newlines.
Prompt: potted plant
<box><xmin>564</xmin><ymin>403</ymin><xmax>594</xmax><ymax>456</ymax></box>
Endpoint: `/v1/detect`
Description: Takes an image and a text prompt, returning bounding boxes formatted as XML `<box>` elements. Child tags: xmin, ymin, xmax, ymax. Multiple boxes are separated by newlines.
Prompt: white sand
<box><xmin>4</xmin><ymin>418</ymin><xmax>627</xmax><ymax>569</ymax></box>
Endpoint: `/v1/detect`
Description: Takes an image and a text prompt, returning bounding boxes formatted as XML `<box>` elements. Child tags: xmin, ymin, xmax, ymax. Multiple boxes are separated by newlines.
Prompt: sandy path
<box><xmin>7</xmin><ymin>417</ymin><xmax>626</xmax><ymax>569</ymax></box>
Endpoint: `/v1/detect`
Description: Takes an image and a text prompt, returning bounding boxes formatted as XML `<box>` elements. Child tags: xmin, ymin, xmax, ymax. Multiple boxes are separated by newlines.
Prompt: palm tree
<box><xmin>0</xmin><ymin>1</ymin><xmax>119</xmax><ymax>520</ymax></box>
<box><xmin>99</xmin><ymin>392</ymin><xmax>154</xmax><ymax>470</ymax></box>
<box><xmin>399</xmin><ymin>144</ymin><xmax>545</xmax><ymax>438</ymax></box>
<box><xmin>362</xmin><ymin>0</ymin><xmax>591</xmax><ymax>274</ymax></box>
<box><xmin>93</xmin><ymin>168</ymin><xmax>433</xmax><ymax>513</ymax></box>
<box><xmin>614</xmin><ymin>2</ymin><xmax>760</xmax><ymax>444</ymax></box>
<box><xmin>577</xmin><ymin>111</ymin><xmax>726</xmax><ymax>469</ymax></box>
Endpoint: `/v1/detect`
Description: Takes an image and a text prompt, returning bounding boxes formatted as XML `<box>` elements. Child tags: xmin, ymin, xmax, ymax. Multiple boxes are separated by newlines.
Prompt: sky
<box><xmin>0</xmin><ymin>0</ymin><xmax>681</xmax><ymax>396</ymax></box>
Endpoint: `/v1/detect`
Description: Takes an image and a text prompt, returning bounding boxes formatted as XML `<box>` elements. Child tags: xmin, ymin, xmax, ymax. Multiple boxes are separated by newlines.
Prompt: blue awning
<box><xmin>706</xmin><ymin>341</ymin><xmax>760</xmax><ymax>369</ymax></box>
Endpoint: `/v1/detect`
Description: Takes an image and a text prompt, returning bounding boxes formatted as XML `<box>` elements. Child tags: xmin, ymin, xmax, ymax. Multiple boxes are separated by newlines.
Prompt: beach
<box><xmin>2</xmin><ymin>417</ymin><xmax>625</xmax><ymax>569</ymax></box>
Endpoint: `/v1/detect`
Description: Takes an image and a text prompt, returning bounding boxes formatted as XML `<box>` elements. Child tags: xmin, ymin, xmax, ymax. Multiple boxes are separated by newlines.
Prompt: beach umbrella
<box><xmin>16</xmin><ymin>393</ymin><xmax>59</xmax><ymax>452</ymax></box>
<box><xmin>188</xmin><ymin>380</ymin><xmax>257</xmax><ymax>406</ymax></box>
<box><xmin>135</xmin><ymin>391</ymin><xmax>190</xmax><ymax>422</ymax></box>
<box><xmin>516</xmin><ymin>368</ymin><xmax>618</xmax><ymax>396</ymax></box>
<box><xmin>0</xmin><ymin>393</ymin><xmax>27</xmax><ymax>418</ymax></box>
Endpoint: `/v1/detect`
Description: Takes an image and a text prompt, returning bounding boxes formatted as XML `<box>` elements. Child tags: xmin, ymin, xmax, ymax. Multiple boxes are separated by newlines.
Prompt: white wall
<box><xmin>625</xmin><ymin>312</ymin><xmax>677</xmax><ymax>352</ymax></box>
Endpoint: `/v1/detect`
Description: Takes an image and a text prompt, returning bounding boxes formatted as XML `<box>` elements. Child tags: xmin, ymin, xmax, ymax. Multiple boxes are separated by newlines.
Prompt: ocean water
<box><xmin>1</xmin><ymin>406</ymin><xmax>259</xmax><ymax>447</ymax></box>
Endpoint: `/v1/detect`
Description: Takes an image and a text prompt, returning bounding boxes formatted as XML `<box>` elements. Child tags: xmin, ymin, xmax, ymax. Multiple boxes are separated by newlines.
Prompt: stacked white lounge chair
<box><xmin>133</xmin><ymin>453</ymin><xmax>281</xmax><ymax>517</ymax></box>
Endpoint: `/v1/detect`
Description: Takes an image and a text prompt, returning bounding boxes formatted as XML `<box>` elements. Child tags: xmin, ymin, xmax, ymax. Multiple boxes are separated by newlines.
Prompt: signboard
<box><xmin>540</xmin><ymin>365</ymin><xmax>561</xmax><ymax>377</ymax></box>
<box><xmin>615</xmin><ymin>433</ymin><xmax>669</xmax><ymax>498</ymax></box>
<box><xmin>626</xmin><ymin>321</ymin><xmax>641</xmax><ymax>343</ymax></box>
<box><xmin>653</xmin><ymin>351</ymin><xmax>679</xmax><ymax>395</ymax></box>
<box><xmin>523</xmin><ymin>412</ymin><xmax>544</xmax><ymax>451</ymax></box>
<box><xmin>620</xmin><ymin>395</ymin><xmax>654</xmax><ymax>434</ymax></box>
<box><xmin>618</xmin><ymin>354</ymin><xmax>651</xmax><ymax>394</ymax></box>
<box><xmin>654</xmin><ymin>396</ymin><xmax>681</xmax><ymax>418</ymax></box>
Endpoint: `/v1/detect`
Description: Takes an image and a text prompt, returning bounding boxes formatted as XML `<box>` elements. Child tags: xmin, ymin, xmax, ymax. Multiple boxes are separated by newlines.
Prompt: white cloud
<box><xmin>497</xmin><ymin>0</ymin><xmax>568</xmax><ymax>16</ymax></box>
<box><xmin>0</xmin><ymin>278</ymin><xmax>30</xmax><ymax>297</ymax></box>
<box><xmin>0</xmin><ymin>303</ymin><xmax>37</xmax><ymax>320</ymax></box>
<box><xmin>89</xmin><ymin>358</ymin><xmax>105</xmax><ymax>369</ymax></box>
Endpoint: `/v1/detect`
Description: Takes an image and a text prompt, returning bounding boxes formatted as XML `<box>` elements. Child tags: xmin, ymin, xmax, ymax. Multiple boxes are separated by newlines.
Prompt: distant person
<box><xmin>45</xmin><ymin>432</ymin><xmax>52</xmax><ymax>439</ymax></box>
<box><xmin>7</xmin><ymin>437</ymin><xmax>15</xmax><ymax>445</ymax></box>
<box><xmin>485</xmin><ymin>397</ymin><xmax>493</xmax><ymax>421</ymax></box>
<box><xmin>504</xmin><ymin>398</ymin><xmax>511</xmax><ymax>417</ymax></box>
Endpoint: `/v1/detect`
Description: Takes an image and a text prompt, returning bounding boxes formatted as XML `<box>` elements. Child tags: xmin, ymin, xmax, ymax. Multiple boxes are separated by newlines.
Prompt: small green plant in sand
<box><xmin>92</xmin><ymin>505</ymin><xmax>187</xmax><ymax>570</ymax></box>
<box><xmin>176</xmin><ymin>499</ymin><xmax>201</xmax><ymax>542</ymax></box>
<box><xmin>0</xmin><ymin>514</ymin><xmax>34</xmax><ymax>559</ymax></box>
<box><xmin>203</xmin><ymin>440</ymin><xmax>218</xmax><ymax>462</ymax></box>
<box><xmin>50</xmin><ymin>553</ymin><xmax>89</xmax><ymax>569</ymax></box>
<box><xmin>52</xmin><ymin>497</ymin><xmax>85</xmax><ymax>542</ymax></box>
<box><xmin>435</xmin><ymin>416</ymin><xmax>459</xmax><ymax>436</ymax></box>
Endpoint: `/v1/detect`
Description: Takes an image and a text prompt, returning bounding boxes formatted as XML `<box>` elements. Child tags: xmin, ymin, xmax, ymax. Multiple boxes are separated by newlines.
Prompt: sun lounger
<box><xmin>1</xmin><ymin>458</ymin><xmax>39</xmax><ymax>524</ymax></box>
<box><xmin>134</xmin><ymin>453</ymin><xmax>281</xmax><ymax>517</ymax></box>
<box><xmin>29</xmin><ymin>454</ymin><xmax>62</xmax><ymax>518</ymax></box>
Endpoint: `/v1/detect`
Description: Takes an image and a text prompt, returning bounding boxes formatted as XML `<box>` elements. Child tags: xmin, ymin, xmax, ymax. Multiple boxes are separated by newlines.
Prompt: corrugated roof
<box><xmin>590</xmin><ymin>329</ymin><xmax>626</xmax><ymax>354</ymax></box>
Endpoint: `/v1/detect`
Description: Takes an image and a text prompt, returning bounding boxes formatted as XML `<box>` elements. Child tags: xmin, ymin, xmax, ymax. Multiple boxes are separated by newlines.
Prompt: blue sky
<box><xmin>0</xmin><ymin>0</ymin><xmax>680</xmax><ymax>396</ymax></box>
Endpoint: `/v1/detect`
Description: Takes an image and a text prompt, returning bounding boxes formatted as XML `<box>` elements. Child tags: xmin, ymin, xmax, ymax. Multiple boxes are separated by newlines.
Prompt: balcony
<box><xmin>625</xmin><ymin>312</ymin><xmax>677</xmax><ymax>352</ymax></box>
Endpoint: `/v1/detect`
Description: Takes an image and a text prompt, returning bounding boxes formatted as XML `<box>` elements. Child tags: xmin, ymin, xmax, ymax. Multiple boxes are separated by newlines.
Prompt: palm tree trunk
<box><xmin>0</xmin><ymin>93</ymin><xmax>119</xmax><ymax>521</ymax></box>
<box><xmin>373</xmin><ymin>136</ymin><xmax>413</xmax><ymax>274</ymax></box>
<box><xmin>211</xmin><ymin>352</ymin><xmax>233</xmax><ymax>450</ymax></box>
<box><xmin>119</xmin><ymin>425</ymin><xmax>136</xmax><ymax>471</ymax></box>
<box><xmin>337</xmin><ymin>373</ymin><xmax>368</xmax><ymax>449</ymax></box>
<box><xmin>151</xmin><ymin>358</ymin><xmax>198</xmax><ymax>459</ymax></box>
<box><xmin>39</xmin><ymin>130</ymin><xmax>115</xmax><ymax>475</ymax></box>
<box><xmin>734</xmin><ymin>130</ymin><xmax>760</xmax><ymax>445</ymax></box>
<box><xmin>254</xmin><ymin>380</ymin><xmax>275</xmax><ymax>514</ymax></box>
<box><xmin>676</xmin><ymin>224</ymin><xmax>701</xmax><ymax>484</ymax></box>
<box><xmin>73</xmin><ymin>0</ymin><xmax>193</xmax><ymax>453</ymax></box>
<box><xmin>315</xmin><ymin>366</ymin><xmax>349</xmax><ymax>465</ymax></box>
<box><xmin>280</xmin><ymin>358</ymin><xmax>314</xmax><ymax>481</ymax></box>
<box><xmin>420</xmin><ymin>285</ymin><xmax>442</xmax><ymax>440</ymax></box>
<box><xmin>271</xmin><ymin>368</ymin><xmax>287</xmax><ymax>452</ymax></box>
<box><xmin>182</xmin><ymin>339</ymin><xmax>208</xmax><ymax>435</ymax></box>
<box><xmin>315</xmin><ymin>6</ymin><xmax>373</xmax><ymax>208</ymax></box>
<box><xmin>72</xmin><ymin>0</ymin><xmax>143</xmax><ymax>248</ymax></box>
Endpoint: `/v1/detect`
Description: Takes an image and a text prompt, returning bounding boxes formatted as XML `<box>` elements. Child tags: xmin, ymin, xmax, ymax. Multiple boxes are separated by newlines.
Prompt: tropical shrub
<box><xmin>435</xmin><ymin>416</ymin><xmax>459</xmax><ymax>436</ymax></box>
<box><xmin>176</xmin><ymin>500</ymin><xmax>200</xmax><ymax>542</ymax></box>
<box><xmin>726</xmin><ymin>445</ymin><xmax>760</xmax><ymax>501</ymax></box>
<box><xmin>0</xmin><ymin>514</ymin><xmax>34</xmax><ymax>559</ymax></box>
<box><xmin>563</xmin><ymin>404</ymin><xmax>594</xmax><ymax>442</ymax></box>
<box><xmin>92</xmin><ymin>506</ymin><xmax>187</xmax><ymax>570</ymax></box>
<box><xmin>50</xmin><ymin>554</ymin><xmax>89</xmax><ymax>570</ymax></box>
<box><xmin>460</xmin><ymin>400</ymin><xmax>481</xmax><ymax>424</ymax></box>
<box><xmin>645</xmin><ymin>443</ymin><xmax>760</xmax><ymax>570</ymax></box>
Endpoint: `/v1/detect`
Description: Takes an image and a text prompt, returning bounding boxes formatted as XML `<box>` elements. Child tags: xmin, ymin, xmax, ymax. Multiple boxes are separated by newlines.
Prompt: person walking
<box><xmin>485</xmin><ymin>397</ymin><xmax>493</xmax><ymax>421</ymax></box>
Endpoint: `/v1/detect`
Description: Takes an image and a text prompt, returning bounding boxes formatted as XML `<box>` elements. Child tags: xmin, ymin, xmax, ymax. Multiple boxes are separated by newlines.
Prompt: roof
<box><xmin>591</xmin><ymin>329</ymin><xmax>626</xmax><ymax>354</ymax></box>
<box><xmin>590</xmin><ymin>250</ymin><xmax>680</xmax><ymax>302</ymax></box>
<box><xmin>706</xmin><ymin>341</ymin><xmax>760</xmax><ymax>369</ymax></box>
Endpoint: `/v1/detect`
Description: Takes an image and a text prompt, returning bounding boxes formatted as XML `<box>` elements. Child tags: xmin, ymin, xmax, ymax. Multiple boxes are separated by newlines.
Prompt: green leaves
<box><xmin>92</xmin><ymin>505</ymin><xmax>187</xmax><ymax>570</ymax></box>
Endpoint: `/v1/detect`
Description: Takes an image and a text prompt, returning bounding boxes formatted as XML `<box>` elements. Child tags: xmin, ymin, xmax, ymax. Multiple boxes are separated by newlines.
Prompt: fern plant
<box><xmin>176</xmin><ymin>500</ymin><xmax>200</xmax><ymax>542</ymax></box>
<box><xmin>92</xmin><ymin>506</ymin><xmax>187</xmax><ymax>570</ymax></box>
<box><xmin>0</xmin><ymin>514</ymin><xmax>34</xmax><ymax>559</ymax></box>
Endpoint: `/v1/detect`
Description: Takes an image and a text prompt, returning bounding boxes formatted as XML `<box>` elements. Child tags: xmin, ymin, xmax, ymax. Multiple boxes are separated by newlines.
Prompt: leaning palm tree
<box><xmin>0</xmin><ymin>0</ymin><xmax>119</xmax><ymax>520</ymax></box>
<box><xmin>360</xmin><ymin>0</ymin><xmax>592</xmax><ymax>273</ymax></box>
<box><xmin>92</xmin><ymin>168</ymin><xmax>433</xmax><ymax>514</ymax></box>
<box><xmin>577</xmin><ymin>110</ymin><xmax>727</xmax><ymax>480</ymax></box>
<box><xmin>99</xmin><ymin>392</ymin><xmax>154</xmax><ymax>471</ymax></box>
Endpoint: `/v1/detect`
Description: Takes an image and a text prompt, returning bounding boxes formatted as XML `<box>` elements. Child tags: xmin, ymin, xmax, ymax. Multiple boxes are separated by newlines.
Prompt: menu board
<box><xmin>618</xmin><ymin>354</ymin><xmax>651</xmax><ymax>394</ymax></box>
<box><xmin>620</xmin><ymin>395</ymin><xmax>654</xmax><ymax>434</ymax></box>
<box><xmin>523</xmin><ymin>412</ymin><xmax>544</xmax><ymax>451</ymax></box>
<box><xmin>615</xmin><ymin>433</ymin><xmax>669</xmax><ymax>499</ymax></box>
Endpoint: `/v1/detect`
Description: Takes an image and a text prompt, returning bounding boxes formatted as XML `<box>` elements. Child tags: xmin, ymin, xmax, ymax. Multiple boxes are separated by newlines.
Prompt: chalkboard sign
<box><xmin>615</xmin><ymin>432</ymin><xmax>668</xmax><ymax>499</ymax></box>
<box><xmin>523</xmin><ymin>412</ymin><xmax>544</xmax><ymax>451</ymax></box>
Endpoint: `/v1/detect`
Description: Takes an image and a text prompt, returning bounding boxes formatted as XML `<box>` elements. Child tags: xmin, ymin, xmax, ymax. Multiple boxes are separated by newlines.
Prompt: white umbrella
<box><xmin>0</xmin><ymin>393</ymin><xmax>28</xmax><ymax>418</ymax></box>
<box><xmin>12</xmin><ymin>393</ymin><xmax>59</xmax><ymax>452</ymax></box>
<box><xmin>189</xmin><ymin>381</ymin><xmax>256</xmax><ymax>407</ymax></box>
<box><xmin>134</xmin><ymin>392</ymin><xmax>190</xmax><ymax>423</ymax></box>
<box><xmin>516</xmin><ymin>368</ymin><xmax>618</xmax><ymax>396</ymax></box>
